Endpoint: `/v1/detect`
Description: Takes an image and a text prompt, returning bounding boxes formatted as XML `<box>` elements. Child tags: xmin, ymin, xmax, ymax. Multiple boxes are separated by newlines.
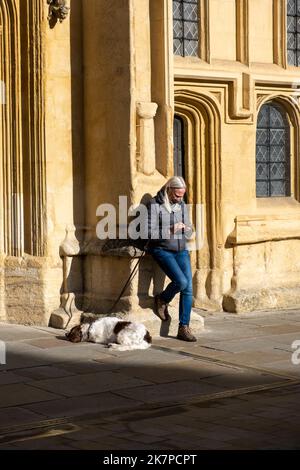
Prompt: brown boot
<box><xmin>177</xmin><ymin>324</ymin><xmax>197</xmax><ymax>342</ymax></box>
<box><xmin>154</xmin><ymin>295</ymin><xmax>169</xmax><ymax>321</ymax></box>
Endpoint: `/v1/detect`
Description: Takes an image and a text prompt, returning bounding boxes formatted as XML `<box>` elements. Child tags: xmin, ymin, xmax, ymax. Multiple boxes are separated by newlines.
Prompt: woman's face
<box><xmin>168</xmin><ymin>187</ymin><xmax>186</xmax><ymax>203</ymax></box>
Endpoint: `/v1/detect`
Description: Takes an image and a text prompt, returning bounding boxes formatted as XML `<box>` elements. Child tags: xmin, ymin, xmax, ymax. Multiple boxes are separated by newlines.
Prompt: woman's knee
<box><xmin>181</xmin><ymin>277</ymin><xmax>193</xmax><ymax>295</ymax></box>
<box><xmin>175</xmin><ymin>277</ymin><xmax>189</xmax><ymax>291</ymax></box>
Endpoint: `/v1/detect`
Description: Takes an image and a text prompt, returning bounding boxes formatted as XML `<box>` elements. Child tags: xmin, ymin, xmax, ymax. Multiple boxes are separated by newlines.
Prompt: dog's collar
<box><xmin>86</xmin><ymin>323</ymin><xmax>93</xmax><ymax>342</ymax></box>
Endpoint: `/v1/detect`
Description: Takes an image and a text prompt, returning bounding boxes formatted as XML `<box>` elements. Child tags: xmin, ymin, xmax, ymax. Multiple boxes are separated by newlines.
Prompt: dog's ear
<box><xmin>113</xmin><ymin>321</ymin><xmax>131</xmax><ymax>336</ymax></box>
<box><xmin>66</xmin><ymin>325</ymin><xmax>83</xmax><ymax>343</ymax></box>
<box><xmin>144</xmin><ymin>330</ymin><xmax>152</xmax><ymax>344</ymax></box>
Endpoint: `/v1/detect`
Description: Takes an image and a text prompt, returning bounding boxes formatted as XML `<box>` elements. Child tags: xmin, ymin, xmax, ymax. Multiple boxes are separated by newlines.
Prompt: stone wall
<box><xmin>2</xmin><ymin>1</ymin><xmax>300</xmax><ymax>325</ymax></box>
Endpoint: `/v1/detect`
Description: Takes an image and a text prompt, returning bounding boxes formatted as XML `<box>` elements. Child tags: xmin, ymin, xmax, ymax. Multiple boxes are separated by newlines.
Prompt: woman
<box><xmin>146</xmin><ymin>176</ymin><xmax>196</xmax><ymax>342</ymax></box>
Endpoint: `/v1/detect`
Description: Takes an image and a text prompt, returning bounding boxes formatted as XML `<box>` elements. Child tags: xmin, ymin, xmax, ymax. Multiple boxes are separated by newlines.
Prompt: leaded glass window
<box><xmin>256</xmin><ymin>103</ymin><xmax>290</xmax><ymax>197</ymax></box>
<box><xmin>287</xmin><ymin>0</ymin><xmax>300</xmax><ymax>66</ymax></box>
<box><xmin>173</xmin><ymin>0</ymin><xmax>199</xmax><ymax>57</ymax></box>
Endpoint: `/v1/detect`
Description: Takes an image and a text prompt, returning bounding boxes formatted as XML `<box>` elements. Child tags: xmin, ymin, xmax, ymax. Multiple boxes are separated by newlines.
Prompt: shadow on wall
<box><xmin>63</xmin><ymin>4</ymin><xmax>168</xmax><ymax>318</ymax></box>
<box><xmin>60</xmin><ymin>0</ymin><xmax>85</xmax><ymax>315</ymax></box>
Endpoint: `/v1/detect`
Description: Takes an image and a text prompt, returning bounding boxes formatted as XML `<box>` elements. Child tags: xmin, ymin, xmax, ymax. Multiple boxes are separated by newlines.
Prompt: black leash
<box><xmin>107</xmin><ymin>242</ymin><xmax>149</xmax><ymax>314</ymax></box>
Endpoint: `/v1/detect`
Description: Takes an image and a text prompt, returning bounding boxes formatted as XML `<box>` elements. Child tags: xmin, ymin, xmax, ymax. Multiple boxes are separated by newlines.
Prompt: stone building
<box><xmin>1</xmin><ymin>0</ymin><xmax>300</xmax><ymax>327</ymax></box>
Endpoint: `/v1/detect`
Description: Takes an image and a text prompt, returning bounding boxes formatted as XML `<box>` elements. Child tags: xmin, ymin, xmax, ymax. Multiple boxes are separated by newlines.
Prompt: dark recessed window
<box><xmin>287</xmin><ymin>0</ymin><xmax>300</xmax><ymax>66</ymax></box>
<box><xmin>173</xmin><ymin>0</ymin><xmax>199</xmax><ymax>57</ymax></box>
<box><xmin>256</xmin><ymin>103</ymin><xmax>290</xmax><ymax>197</ymax></box>
<box><xmin>173</xmin><ymin>116</ymin><xmax>185</xmax><ymax>179</ymax></box>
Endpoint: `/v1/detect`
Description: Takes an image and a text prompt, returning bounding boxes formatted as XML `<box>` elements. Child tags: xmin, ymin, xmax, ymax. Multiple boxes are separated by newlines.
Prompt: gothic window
<box><xmin>287</xmin><ymin>0</ymin><xmax>300</xmax><ymax>66</ymax></box>
<box><xmin>173</xmin><ymin>0</ymin><xmax>199</xmax><ymax>57</ymax></box>
<box><xmin>173</xmin><ymin>116</ymin><xmax>185</xmax><ymax>178</ymax></box>
<box><xmin>256</xmin><ymin>103</ymin><xmax>290</xmax><ymax>197</ymax></box>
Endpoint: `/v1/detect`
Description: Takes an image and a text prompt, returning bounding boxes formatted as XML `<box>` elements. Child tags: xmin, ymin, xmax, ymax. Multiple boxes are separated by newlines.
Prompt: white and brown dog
<box><xmin>66</xmin><ymin>317</ymin><xmax>152</xmax><ymax>351</ymax></box>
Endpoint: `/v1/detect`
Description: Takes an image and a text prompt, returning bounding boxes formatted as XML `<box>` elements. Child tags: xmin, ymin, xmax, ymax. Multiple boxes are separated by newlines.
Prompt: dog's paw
<box><xmin>107</xmin><ymin>343</ymin><xmax>122</xmax><ymax>350</ymax></box>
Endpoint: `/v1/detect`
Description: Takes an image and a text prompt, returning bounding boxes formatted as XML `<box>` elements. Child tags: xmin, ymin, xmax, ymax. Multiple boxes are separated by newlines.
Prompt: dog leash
<box><xmin>108</xmin><ymin>241</ymin><xmax>149</xmax><ymax>314</ymax></box>
<box><xmin>65</xmin><ymin>243</ymin><xmax>149</xmax><ymax>330</ymax></box>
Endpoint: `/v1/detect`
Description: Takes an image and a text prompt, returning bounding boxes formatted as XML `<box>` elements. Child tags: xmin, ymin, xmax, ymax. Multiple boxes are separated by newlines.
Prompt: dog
<box><xmin>66</xmin><ymin>316</ymin><xmax>152</xmax><ymax>351</ymax></box>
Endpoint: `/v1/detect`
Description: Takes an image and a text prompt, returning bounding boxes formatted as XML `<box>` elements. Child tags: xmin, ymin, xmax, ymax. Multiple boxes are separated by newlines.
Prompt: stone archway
<box><xmin>174</xmin><ymin>90</ymin><xmax>223</xmax><ymax>309</ymax></box>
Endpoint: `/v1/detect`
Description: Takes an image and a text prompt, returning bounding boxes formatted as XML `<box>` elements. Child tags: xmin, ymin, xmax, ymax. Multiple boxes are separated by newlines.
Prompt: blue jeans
<box><xmin>150</xmin><ymin>248</ymin><xmax>193</xmax><ymax>326</ymax></box>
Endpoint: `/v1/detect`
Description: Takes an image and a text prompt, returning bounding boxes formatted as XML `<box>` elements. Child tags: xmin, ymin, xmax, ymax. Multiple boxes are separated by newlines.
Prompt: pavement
<box><xmin>0</xmin><ymin>308</ymin><xmax>300</xmax><ymax>450</ymax></box>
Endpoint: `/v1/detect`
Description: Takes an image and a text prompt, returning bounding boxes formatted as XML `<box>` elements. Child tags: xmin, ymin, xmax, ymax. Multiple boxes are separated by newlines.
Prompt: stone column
<box><xmin>136</xmin><ymin>101</ymin><xmax>158</xmax><ymax>175</ymax></box>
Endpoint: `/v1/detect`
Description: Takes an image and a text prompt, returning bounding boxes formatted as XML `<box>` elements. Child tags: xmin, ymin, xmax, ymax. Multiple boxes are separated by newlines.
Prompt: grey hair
<box><xmin>165</xmin><ymin>176</ymin><xmax>186</xmax><ymax>190</ymax></box>
<box><xmin>161</xmin><ymin>176</ymin><xmax>186</xmax><ymax>213</ymax></box>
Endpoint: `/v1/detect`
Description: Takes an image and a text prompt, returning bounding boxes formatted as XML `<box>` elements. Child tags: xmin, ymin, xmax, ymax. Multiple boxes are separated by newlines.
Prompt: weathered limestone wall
<box><xmin>210</xmin><ymin>0</ymin><xmax>236</xmax><ymax>61</ymax></box>
<box><xmin>249</xmin><ymin>0</ymin><xmax>273</xmax><ymax>63</ymax></box>
<box><xmin>42</xmin><ymin>6</ymin><xmax>72</xmax><ymax>322</ymax></box>
<box><xmin>81</xmin><ymin>0</ymin><xmax>173</xmax><ymax>315</ymax></box>
<box><xmin>81</xmin><ymin>0</ymin><xmax>133</xmax><ymax>313</ymax></box>
<box><xmin>130</xmin><ymin>0</ymin><xmax>174</xmax><ymax>312</ymax></box>
<box><xmin>149</xmin><ymin>0</ymin><xmax>174</xmax><ymax>176</ymax></box>
<box><xmin>43</xmin><ymin>0</ymin><xmax>85</xmax><ymax>323</ymax></box>
<box><xmin>0</xmin><ymin>0</ymin><xmax>60</xmax><ymax>324</ymax></box>
<box><xmin>44</xmin><ymin>8</ymin><xmax>73</xmax><ymax>258</ymax></box>
<box><xmin>1</xmin><ymin>1</ymin><xmax>84</xmax><ymax>325</ymax></box>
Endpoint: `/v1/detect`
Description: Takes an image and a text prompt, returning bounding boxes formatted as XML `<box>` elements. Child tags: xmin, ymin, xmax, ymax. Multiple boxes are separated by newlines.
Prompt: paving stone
<box><xmin>63</xmin><ymin>426</ymin><xmax>113</xmax><ymax>442</ymax></box>
<box><xmin>201</xmin><ymin>338</ymin><xmax>290</xmax><ymax>354</ymax></box>
<box><xmin>116</xmin><ymin>360</ymin><xmax>231</xmax><ymax>384</ymax></box>
<box><xmin>0</xmin><ymin>383</ymin><xmax>62</xmax><ymax>408</ymax></box>
<box><xmin>224</xmin><ymin>350</ymin><xmax>291</xmax><ymax>366</ymax></box>
<box><xmin>262</xmin><ymin>360</ymin><xmax>300</xmax><ymax>377</ymax></box>
<box><xmin>23</xmin><ymin>338</ymin><xmax>72</xmax><ymax>349</ymax></box>
<box><xmin>25</xmin><ymin>392</ymin><xmax>141</xmax><ymax>418</ymax></box>
<box><xmin>0</xmin><ymin>323</ymin><xmax>52</xmax><ymax>341</ymax></box>
<box><xmin>201</xmin><ymin>371</ymin><xmax>285</xmax><ymax>389</ymax></box>
<box><xmin>98</xmin><ymin>422</ymin><xmax>128</xmax><ymax>432</ymax></box>
<box><xmin>13</xmin><ymin>365</ymin><xmax>77</xmax><ymax>380</ymax></box>
<box><xmin>226</xmin><ymin>438</ymin><xmax>272</xmax><ymax>449</ymax></box>
<box><xmin>54</xmin><ymin>360</ymin><xmax>121</xmax><ymax>374</ymax></box>
<box><xmin>0</xmin><ymin>371</ymin><xmax>31</xmax><ymax>385</ymax></box>
<box><xmin>30</xmin><ymin>371</ymin><xmax>152</xmax><ymax>397</ymax></box>
<box><xmin>2</xmin><ymin>343</ymin><xmax>53</xmax><ymax>370</ymax></box>
<box><xmin>251</xmin><ymin>407</ymin><xmax>298</xmax><ymax>419</ymax></box>
<box><xmin>175</xmin><ymin>438</ymin><xmax>234</xmax><ymax>450</ymax></box>
<box><xmin>12</xmin><ymin>437</ymin><xmax>74</xmax><ymax>450</ymax></box>
<box><xmin>182</xmin><ymin>407</ymin><xmax>234</xmax><ymax>422</ymax></box>
<box><xmin>31</xmin><ymin>326</ymin><xmax>65</xmax><ymax>336</ymax></box>
<box><xmin>258</xmin><ymin>324</ymin><xmax>300</xmax><ymax>335</ymax></box>
<box><xmin>95</xmin><ymin>348</ymin><xmax>191</xmax><ymax>366</ymax></box>
<box><xmin>0</xmin><ymin>444</ymin><xmax>19</xmax><ymax>449</ymax></box>
<box><xmin>0</xmin><ymin>406</ymin><xmax>45</xmax><ymax>427</ymax></box>
<box><xmin>67</xmin><ymin>437</ymin><xmax>134</xmax><ymax>450</ymax></box>
<box><xmin>25</xmin><ymin>343</ymin><xmax>115</xmax><ymax>363</ymax></box>
<box><xmin>124</xmin><ymin>432</ymin><xmax>163</xmax><ymax>444</ymax></box>
<box><xmin>114</xmin><ymin>380</ymin><xmax>223</xmax><ymax>404</ymax></box>
<box><xmin>128</xmin><ymin>423</ymin><xmax>179</xmax><ymax>437</ymax></box>
<box><xmin>260</xmin><ymin>332</ymin><xmax>300</xmax><ymax>346</ymax></box>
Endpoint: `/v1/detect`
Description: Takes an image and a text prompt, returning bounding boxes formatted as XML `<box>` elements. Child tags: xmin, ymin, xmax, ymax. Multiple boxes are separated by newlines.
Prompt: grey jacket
<box><xmin>146</xmin><ymin>189</ymin><xmax>193</xmax><ymax>252</ymax></box>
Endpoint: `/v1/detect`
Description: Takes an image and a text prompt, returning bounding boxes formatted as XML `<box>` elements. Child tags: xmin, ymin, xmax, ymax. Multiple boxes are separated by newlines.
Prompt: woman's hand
<box><xmin>170</xmin><ymin>222</ymin><xmax>186</xmax><ymax>234</ymax></box>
